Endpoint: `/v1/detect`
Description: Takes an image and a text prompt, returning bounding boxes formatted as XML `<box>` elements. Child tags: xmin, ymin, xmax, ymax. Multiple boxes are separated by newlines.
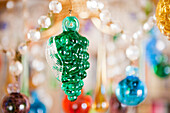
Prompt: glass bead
<box><xmin>99</xmin><ymin>10</ymin><xmax>111</xmax><ymax>23</ymax></box>
<box><xmin>46</xmin><ymin>16</ymin><xmax>89</xmax><ymax>101</ymax></box>
<box><xmin>126</xmin><ymin>66</ymin><xmax>139</xmax><ymax>76</ymax></box>
<box><xmin>109</xmin><ymin>94</ymin><xmax>127</xmax><ymax>113</ymax></box>
<box><xmin>156</xmin><ymin>0</ymin><xmax>170</xmax><ymax>37</ymax></box>
<box><xmin>97</xmin><ymin>2</ymin><xmax>104</xmax><ymax>10</ymax></box>
<box><xmin>29</xmin><ymin>91</ymin><xmax>46</xmax><ymax>113</ymax></box>
<box><xmin>27</xmin><ymin>29</ymin><xmax>41</xmax><ymax>41</ymax></box>
<box><xmin>156</xmin><ymin>40</ymin><xmax>165</xmax><ymax>51</ymax></box>
<box><xmin>49</xmin><ymin>0</ymin><xmax>62</xmax><ymax>13</ymax></box>
<box><xmin>86</xmin><ymin>0</ymin><xmax>98</xmax><ymax>10</ymax></box>
<box><xmin>2</xmin><ymin>93</ymin><xmax>30</xmax><ymax>113</ymax></box>
<box><xmin>6</xmin><ymin>49</ymin><xmax>15</xmax><ymax>59</ymax></box>
<box><xmin>38</xmin><ymin>16</ymin><xmax>51</xmax><ymax>28</ymax></box>
<box><xmin>115</xmin><ymin>76</ymin><xmax>147</xmax><ymax>106</ymax></box>
<box><xmin>6</xmin><ymin>1</ymin><xmax>14</xmax><ymax>9</ymax></box>
<box><xmin>62</xmin><ymin>16</ymin><xmax>79</xmax><ymax>32</ymax></box>
<box><xmin>110</xmin><ymin>23</ymin><xmax>122</xmax><ymax>33</ymax></box>
<box><xmin>9</xmin><ymin>61</ymin><xmax>23</xmax><ymax>76</ymax></box>
<box><xmin>18</xmin><ymin>43</ymin><xmax>27</xmax><ymax>54</ymax></box>
<box><xmin>7</xmin><ymin>83</ymin><xmax>20</xmax><ymax>94</ymax></box>
<box><xmin>126</xmin><ymin>45</ymin><xmax>140</xmax><ymax>61</ymax></box>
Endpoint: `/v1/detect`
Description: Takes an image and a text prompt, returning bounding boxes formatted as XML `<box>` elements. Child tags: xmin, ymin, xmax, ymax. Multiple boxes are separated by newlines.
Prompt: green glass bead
<box><xmin>62</xmin><ymin>16</ymin><xmax>79</xmax><ymax>32</ymax></box>
<box><xmin>46</xmin><ymin>16</ymin><xmax>89</xmax><ymax>101</ymax></box>
<box><xmin>154</xmin><ymin>62</ymin><xmax>170</xmax><ymax>78</ymax></box>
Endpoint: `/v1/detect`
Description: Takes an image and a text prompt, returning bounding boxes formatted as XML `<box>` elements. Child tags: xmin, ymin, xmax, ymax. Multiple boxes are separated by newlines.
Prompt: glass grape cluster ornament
<box><xmin>115</xmin><ymin>66</ymin><xmax>147</xmax><ymax>106</ymax></box>
<box><xmin>46</xmin><ymin>16</ymin><xmax>90</xmax><ymax>101</ymax></box>
<box><xmin>156</xmin><ymin>0</ymin><xmax>170</xmax><ymax>38</ymax></box>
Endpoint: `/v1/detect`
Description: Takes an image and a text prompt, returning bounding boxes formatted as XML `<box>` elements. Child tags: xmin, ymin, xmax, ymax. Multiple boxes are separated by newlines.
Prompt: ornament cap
<box><xmin>62</xmin><ymin>16</ymin><xmax>79</xmax><ymax>32</ymax></box>
<box><xmin>126</xmin><ymin>66</ymin><xmax>139</xmax><ymax>76</ymax></box>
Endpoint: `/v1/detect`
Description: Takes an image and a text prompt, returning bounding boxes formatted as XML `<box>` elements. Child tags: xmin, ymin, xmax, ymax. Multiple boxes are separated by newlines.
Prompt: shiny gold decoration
<box><xmin>156</xmin><ymin>0</ymin><xmax>170</xmax><ymax>39</ymax></box>
<box><xmin>93</xmin><ymin>41</ymin><xmax>109</xmax><ymax>113</ymax></box>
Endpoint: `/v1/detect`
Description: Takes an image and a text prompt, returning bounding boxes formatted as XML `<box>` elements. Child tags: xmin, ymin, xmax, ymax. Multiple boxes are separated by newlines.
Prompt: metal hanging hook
<box><xmin>69</xmin><ymin>0</ymin><xmax>73</xmax><ymax>16</ymax></box>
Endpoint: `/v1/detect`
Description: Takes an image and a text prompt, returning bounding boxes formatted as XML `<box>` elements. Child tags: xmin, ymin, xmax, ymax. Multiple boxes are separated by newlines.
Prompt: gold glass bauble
<box><xmin>156</xmin><ymin>0</ymin><xmax>170</xmax><ymax>39</ymax></box>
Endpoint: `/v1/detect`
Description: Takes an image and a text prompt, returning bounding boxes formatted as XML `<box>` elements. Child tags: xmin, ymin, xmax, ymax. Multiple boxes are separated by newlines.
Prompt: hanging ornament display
<box><xmin>109</xmin><ymin>94</ymin><xmax>127</xmax><ymax>113</ymax></box>
<box><xmin>115</xmin><ymin>66</ymin><xmax>147</xmax><ymax>106</ymax></box>
<box><xmin>93</xmin><ymin>41</ymin><xmax>109</xmax><ymax>112</ymax></box>
<box><xmin>29</xmin><ymin>91</ymin><xmax>46</xmax><ymax>113</ymax></box>
<box><xmin>2</xmin><ymin>92</ymin><xmax>30</xmax><ymax>113</ymax></box>
<box><xmin>156</xmin><ymin>0</ymin><xmax>170</xmax><ymax>39</ymax></box>
<box><xmin>46</xmin><ymin>16</ymin><xmax>90</xmax><ymax>101</ymax></box>
<box><xmin>62</xmin><ymin>90</ymin><xmax>92</xmax><ymax>113</ymax></box>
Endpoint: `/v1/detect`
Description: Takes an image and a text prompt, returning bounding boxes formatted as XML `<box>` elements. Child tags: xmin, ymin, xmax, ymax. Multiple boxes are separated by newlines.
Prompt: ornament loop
<box><xmin>62</xmin><ymin>16</ymin><xmax>79</xmax><ymax>32</ymax></box>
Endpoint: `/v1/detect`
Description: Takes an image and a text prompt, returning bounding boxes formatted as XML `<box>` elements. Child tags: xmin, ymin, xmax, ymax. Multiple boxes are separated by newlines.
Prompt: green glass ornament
<box><xmin>153</xmin><ymin>62</ymin><xmax>170</xmax><ymax>78</ymax></box>
<box><xmin>46</xmin><ymin>16</ymin><xmax>90</xmax><ymax>101</ymax></box>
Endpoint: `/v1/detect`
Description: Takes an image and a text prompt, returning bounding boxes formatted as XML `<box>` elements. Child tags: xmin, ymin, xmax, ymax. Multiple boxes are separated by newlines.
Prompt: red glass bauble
<box><xmin>62</xmin><ymin>92</ymin><xmax>92</xmax><ymax>113</ymax></box>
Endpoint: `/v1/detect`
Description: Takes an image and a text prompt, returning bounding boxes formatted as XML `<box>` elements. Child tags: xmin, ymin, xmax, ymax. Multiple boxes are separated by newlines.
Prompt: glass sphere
<box><xmin>49</xmin><ymin>1</ymin><xmax>62</xmax><ymax>13</ymax></box>
<box><xmin>154</xmin><ymin>62</ymin><xmax>170</xmax><ymax>78</ymax></box>
<box><xmin>2</xmin><ymin>93</ymin><xmax>30</xmax><ymax>113</ymax></box>
<box><xmin>110</xmin><ymin>23</ymin><xmax>121</xmax><ymax>34</ymax></box>
<box><xmin>29</xmin><ymin>91</ymin><xmax>46</xmax><ymax>113</ymax></box>
<box><xmin>18</xmin><ymin>43</ymin><xmax>27</xmax><ymax>54</ymax></box>
<box><xmin>62</xmin><ymin>16</ymin><xmax>79</xmax><ymax>32</ymax></box>
<box><xmin>9</xmin><ymin>61</ymin><xmax>23</xmax><ymax>76</ymax></box>
<box><xmin>115</xmin><ymin>76</ymin><xmax>147</xmax><ymax>106</ymax></box>
<box><xmin>38</xmin><ymin>16</ymin><xmax>51</xmax><ymax>28</ymax></box>
<box><xmin>7</xmin><ymin>83</ymin><xmax>20</xmax><ymax>94</ymax></box>
<box><xmin>126</xmin><ymin>45</ymin><xmax>140</xmax><ymax>61</ymax></box>
<box><xmin>27</xmin><ymin>29</ymin><xmax>41</xmax><ymax>42</ymax></box>
<box><xmin>86</xmin><ymin>0</ymin><xmax>98</xmax><ymax>10</ymax></box>
<box><xmin>99</xmin><ymin>10</ymin><xmax>111</xmax><ymax>24</ymax></box>
<box><xmin>126</xmin><ymin>66</ymin><xmax>139</xmax><ymax>76</ymax></box>
<box><xmin>156</xmin><ymin>0</ymin><xmax>170</xmax><ymax>37</ymax></box>
<box><xmin>62</xmin><ymin>94</ymin><xmax>92</xmax><ymax>113</ymax></box>
<box><xmin>6</xmin><ymin>49</ymin><xmax>15</xmax><ymax>59</ymax></box>
<box><xmin>109</xmin><ymin>94</ymin><xmax>127</xmax><ymax>113</ymax></box>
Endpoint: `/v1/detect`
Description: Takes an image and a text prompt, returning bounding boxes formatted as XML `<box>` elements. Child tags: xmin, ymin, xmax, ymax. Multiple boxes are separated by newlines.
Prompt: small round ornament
<box><xmin>126</xmin><ymin>45</ymin><xmax>140</xmax><ymax>61</ymax></box>
<box><xmin>27</xmin><ymin>29</ymin><xmax>41</xmax><ymax>42</ymax></box>
<box><xmin>62</xmin><ymin>93</ymin><xmax>92</xmax><ymax>113</ymax></box>
<box><xmin>156</xmin><ymin>0</ymin><xmax>170</xmax><ymax>38</ymax></box>
<box><xmin>46</xmin><ymin>16</ymin><xmax>90</xmax><ymax>101</ymax></box>
<box><xmin>154</xmin><ymin>62</ymin><xmax>170</xmax><ymax>78</ymax></box>
<box><xmin>29</xmin><ymin>91</ymin><xmax>46</xmax><ymax>113</ymax></box>
<box><xmin>1</xmin><ymin>93</ymin><xmax>30</xmax><ymax>113</ymax></box>
<box><xmin>109</xmin><ymin>94</ymin><xmax>127</xmax><ymax>113</ymax></box>
<box><xmin>7</xmin><ymin>83</ymin><xmax>20</xmax><ymax>94</ymax></box>
<box><xmin>49</xmin><ymin>0</ymin><xmax>62</xmax><ymax>13</ymax></box>
<box><xmin>38</xmin><ymin>16</ymin><xmax>51</xmax><ymax>28</ymax></box>
<box><xmin>9</xmin><ymin>61</ymin><xmax>23</xmax><ymax>76</ymax></box>
<box><xmin>115</xmin><ymin>66</ymin><xmax>147</xmax><ymax>106</ymax></box>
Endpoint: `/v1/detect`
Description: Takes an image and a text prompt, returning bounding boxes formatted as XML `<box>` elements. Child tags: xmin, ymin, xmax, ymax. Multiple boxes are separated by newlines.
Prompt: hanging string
<box><xmin>69</xmin><ymin>0</ymin><xmax>73</xmax><ymax>16</ymax></box>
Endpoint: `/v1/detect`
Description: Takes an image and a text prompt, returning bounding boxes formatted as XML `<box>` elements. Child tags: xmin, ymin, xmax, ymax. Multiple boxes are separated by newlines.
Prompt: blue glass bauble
<box><xmin>115</xmin><ymin>75</ymin><xmax>147</xmax><ymax>106</ymax></box>
<box><xmin>29</xmin><ymin>91</ymin><xmax>47</xmax><ymax>113</ymax></box>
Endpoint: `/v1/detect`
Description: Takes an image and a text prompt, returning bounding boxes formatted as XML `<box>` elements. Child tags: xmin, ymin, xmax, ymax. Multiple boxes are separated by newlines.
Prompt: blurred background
<box><xmin>1</xmin><ymin>0</ymin><xmax>170</xmax><ymax>113</ymax></box>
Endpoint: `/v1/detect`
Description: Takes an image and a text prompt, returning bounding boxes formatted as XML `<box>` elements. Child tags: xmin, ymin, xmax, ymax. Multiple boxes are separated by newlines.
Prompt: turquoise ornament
<box><xmin>115</xmin><ymin>66</ymin><xmax>147</xmax><ymax>106</ymax></box>
<box><xmin>29</xmin><ymin>91</ymin><xmax>46</xmax><ymax>113</ymax></box>
<box><xmin>46</xmin><ymin>16</ymin><xmax>90</xmax><ymax>101</ymax></box>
